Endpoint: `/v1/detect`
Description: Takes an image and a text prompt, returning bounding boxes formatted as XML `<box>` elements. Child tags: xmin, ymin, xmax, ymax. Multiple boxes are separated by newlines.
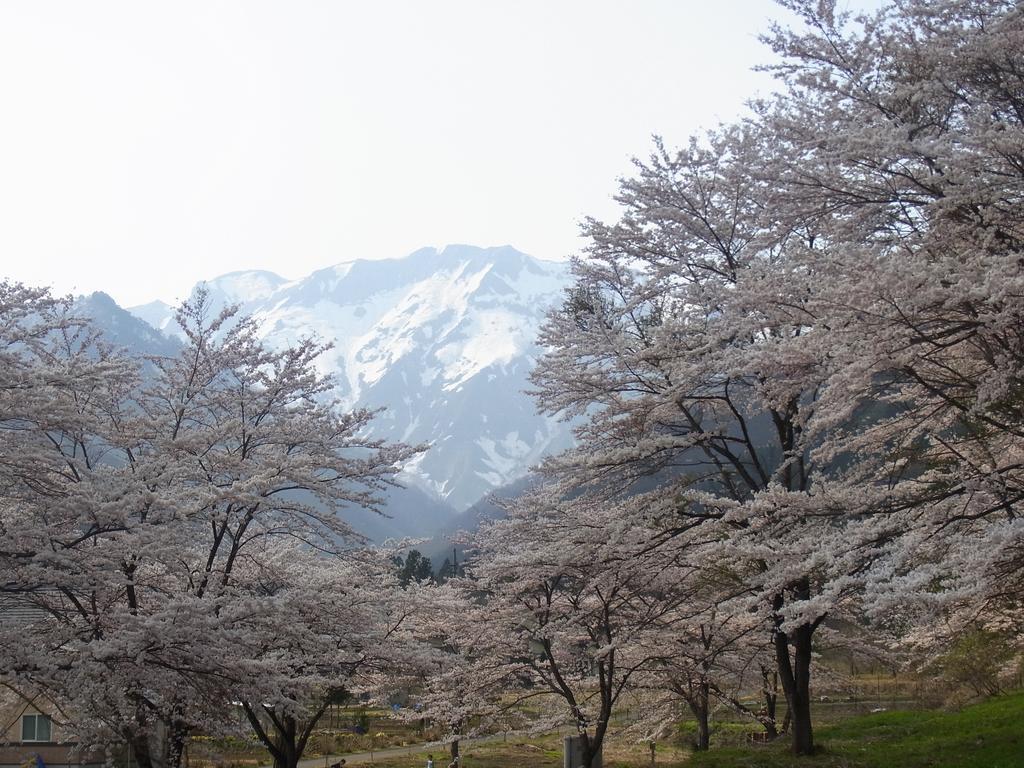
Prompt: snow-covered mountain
<box><xmin>128</xmin><ymin>245</ymin><xmax>574</xmax><ymax>511</ymax></box>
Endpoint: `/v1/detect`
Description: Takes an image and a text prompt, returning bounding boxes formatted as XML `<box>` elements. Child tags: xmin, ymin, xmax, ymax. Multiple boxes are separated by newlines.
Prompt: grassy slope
<box><xmin>690</xmin><ymin>690</ymin><xmax>1024</xmax><ymax>768</ymax></box>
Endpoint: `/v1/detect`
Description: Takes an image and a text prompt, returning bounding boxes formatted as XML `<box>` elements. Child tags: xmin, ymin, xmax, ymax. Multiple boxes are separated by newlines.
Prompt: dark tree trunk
<box><xmin>124</xmin><ymin>693</ymin><xmax>169</xmax><ymax>768</ymax></box>
<box><xmin>243</xmin><ymin>699</ymin><xmax>329</xmax><ymax>768</ymax></box>
<box><xmin>694</xmin><ymin>704</ymin><xmax>710</xmax><ymax>752</ymax></box>
<box><xmin>166</xmin><ymin>720</ymin><xmax>190</xmax><ymax>768</ymax></box>
<box><xmin>579</xmin><ymin>731</ymin><xmax>602</xmax><ymax>768</ymax></box>
<box><xmin>583</xmin><ymin>667</ymin><xmax>614</xmax><ymax>768</ymax></box>
<box><xmin>787</xmin><ymin>628</ymin><xmax>814</xmax><ymax>756</ymax></box>
<box><xmin>129</xmin><ymin>733</ymin><xmax>158</xmax><ymax>768</ymax></box>
<box><xmin>575</xmin><ymin>704</ymin><xmax>609</xmax><ymax>768</ymax></box>
<box><xmin>450</xmin><ymin>738</ymin><xmax>460</xmax><ymax>766</ymax></box>
<box><xmin>127</xmin><ymin>719</ymin><xmax>190</xmax><ymax>768</ymax></box>
<box><xmin>774</xmin><ymin>587</ymin><xmax>818</xmax><ymax>756</ymax></box>
<box><xmin>272</xmin><ymin>714</ymin><xmax>298</xmax><ymax>768</ymax></box>
<box><xmin>760</xmin><ymin>664</ymin><xmax>779</xmax><ymax>739</ymax></box>
<box><xmin>685</xmin><ymin>682</ymin><xmax>711</xmax><ymax>751</ymax></box>
<box><xmin>694</xmin><ymin>630</ymin><xmax>713</xmax><ymax>750</ymax></box>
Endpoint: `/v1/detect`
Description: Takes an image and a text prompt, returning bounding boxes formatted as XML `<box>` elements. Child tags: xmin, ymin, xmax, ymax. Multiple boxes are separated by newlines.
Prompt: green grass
<box><xmin>690</xmin><ymin>690</ymin><xmax>1024</xmax><ymax>767</ymax></box>
<box><xmin>353</xmin><ymin>735</ymin><xmax>691</xmax><ymax>768</ymax></box>
<box><xmin>194</xmin><ymin>693</ymin><xmax>1022</xmax><ymax>768</ymax></box>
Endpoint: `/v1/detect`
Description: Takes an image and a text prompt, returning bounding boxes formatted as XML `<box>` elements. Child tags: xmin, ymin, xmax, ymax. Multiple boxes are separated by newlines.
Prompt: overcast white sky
<box><xmin>0</xmin><ymin>1</ymin><xmax>879</xmax><ymax>307</ymax></box>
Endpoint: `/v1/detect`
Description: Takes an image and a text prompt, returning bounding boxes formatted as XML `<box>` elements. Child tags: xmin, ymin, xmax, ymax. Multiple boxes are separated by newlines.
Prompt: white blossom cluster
<box><xmin>427</xmin><ymin>1</ymin><xmax>1024</xmax><ymax>761</ymax></box>
<box><xmin>0</xmin><ymin>288</ymin><xmax>430</xmax><ymax>768</ymax></box>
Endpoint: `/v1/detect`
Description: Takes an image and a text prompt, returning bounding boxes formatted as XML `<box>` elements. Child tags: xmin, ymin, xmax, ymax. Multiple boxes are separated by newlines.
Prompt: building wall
<box><xmin>0</xmin><ymin>699</ymin><xmax>107</xmax><ymax>768</ymax></box>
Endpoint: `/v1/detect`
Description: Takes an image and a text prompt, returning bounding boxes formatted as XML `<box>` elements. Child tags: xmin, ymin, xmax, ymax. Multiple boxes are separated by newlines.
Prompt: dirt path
<box><xmin>289</xmin><ymin>737</ymin><xmax>488</xmax><ymax>768</ymax></box>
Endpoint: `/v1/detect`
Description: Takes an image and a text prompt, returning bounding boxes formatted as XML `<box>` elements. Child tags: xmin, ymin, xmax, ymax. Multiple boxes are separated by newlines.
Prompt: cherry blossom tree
<box><xmin>593</xmin><ymin>2</ymin><xmax>1024</xmax><ymax>725</ymax></box>
<box><xmin>630</xmin><ymin>564</ymin><xmax>779</xmax><ymax>751</ymax></box>
<box><xmin>758</xmin><ymin>0</ymin><xmax>1024</xmax><ymax>683</ymax></box>
<box><xmin>233</xmin><ymin>544</ymin><xmax>422</xmax><ymax>768</ymax></box>
<box><xmin>528</xmin><ymin>0</ymin><xmax>1024</xmax><ymax>754</ymax></box>
<box><xmin>529</xmin><ymin>118</ymin><xmax>866</xmax><ymax>754</ymax></box>
<box><xmin>0</xmin><ymin>281</ymin><xmax>138</xmax><ymax>579</ymax></box>
<box><xmin>1</xmin><ymin>289</ymin><xmax>421</xmax><ymax>768</ymax></box>
<box><xmin>431</xmin><ymin>489</ymin><xmax>698</xmax><ymax>768</ymax></box>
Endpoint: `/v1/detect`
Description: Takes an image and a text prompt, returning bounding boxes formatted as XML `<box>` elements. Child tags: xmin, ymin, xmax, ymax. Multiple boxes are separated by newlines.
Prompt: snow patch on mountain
<box><xmin>129</xmin><ymin>245</ymin><xmax>573</xmax><ymax>510</ymax></box>
<box><xmin>438</xmin><ymin>308</ymin><xmax>528</xmax><ymax>391</ymax></box>
<box><xmin>129</xmin><ymin>299</ymin><xmax>177</xmax><ymax>333</ymax></box>
<box><xmin>207</xmin><ymin>270</ymin><xmax>289</xmax><ymax>303</ymax></box>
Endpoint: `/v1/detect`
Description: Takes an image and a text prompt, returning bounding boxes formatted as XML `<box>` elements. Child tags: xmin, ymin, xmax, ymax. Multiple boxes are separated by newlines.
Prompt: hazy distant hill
<box><xmin>76</xmin><ymin>291</ymin><xmax>181</xmax><ymax>358</ymax></box>
<box><xmin>418</xmin><ymin>473</ymin><xmax>540</xmax><ymax>568</ymax></box>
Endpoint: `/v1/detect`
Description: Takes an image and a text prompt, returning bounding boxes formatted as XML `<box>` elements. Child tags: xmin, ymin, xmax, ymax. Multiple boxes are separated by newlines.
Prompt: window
<box><xmin>21</xmin><ymin>714</ymin><xmax>52</xmax><ymax>742</ymax></box>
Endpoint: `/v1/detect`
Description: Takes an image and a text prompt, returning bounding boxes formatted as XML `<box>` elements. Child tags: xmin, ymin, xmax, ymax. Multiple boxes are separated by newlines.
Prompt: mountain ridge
<box><xmin>126</xmin><ymin>244</ymin><xmax>574</xmax><ymax>512</ymax></box>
